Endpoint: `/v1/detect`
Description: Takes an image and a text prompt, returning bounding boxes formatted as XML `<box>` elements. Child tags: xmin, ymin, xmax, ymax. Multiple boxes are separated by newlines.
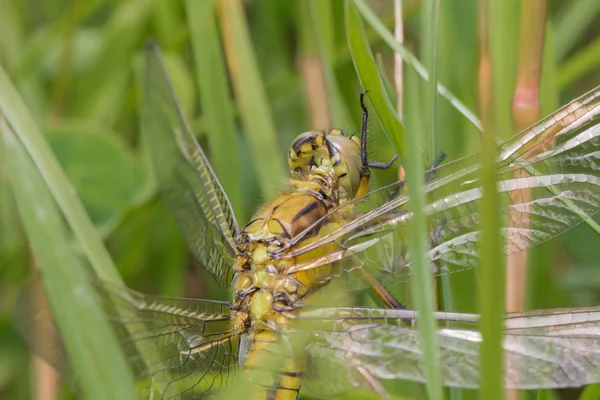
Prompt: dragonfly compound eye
<box><xmin>288</xmin><ymin>131</ymin><xmax>325</xmax><ymax>171</ymax></box>
<box><xmin>326</xmin><ymin>133</ymin><xmax>363</xmax><ymax>198</ymax></box>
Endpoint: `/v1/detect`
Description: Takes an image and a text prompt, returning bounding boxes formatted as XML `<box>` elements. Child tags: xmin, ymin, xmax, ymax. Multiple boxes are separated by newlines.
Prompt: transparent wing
<box><xmin>298</xmin><ymin>306</ymin><xmax>600</xmax><ymax>394</ymax></box>
<box><xmin>15</xmin><ymin>278</ymin><xmax>240</xmax><ymax>399</ymax></box>
<box><xmin>142</xmin><ymin>42</ymin><xmax>239</xmax><ymax>287</ymax></box>
<box><xmin>276</xmin><ymin>85</ymin><xmax>600</xmax><ymax>287</ymax></box>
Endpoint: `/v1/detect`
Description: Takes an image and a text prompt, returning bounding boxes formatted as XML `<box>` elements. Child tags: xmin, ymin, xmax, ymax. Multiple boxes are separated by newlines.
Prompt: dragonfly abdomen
<box><xmin>243</xmin><ymin>330</ymin><xmax>303</xmax><ymax>400</ymax></box>
<box><xmin>231</xmin><ymin>191</ymin><xmax>346</xmax><ymax>398</ymax></box>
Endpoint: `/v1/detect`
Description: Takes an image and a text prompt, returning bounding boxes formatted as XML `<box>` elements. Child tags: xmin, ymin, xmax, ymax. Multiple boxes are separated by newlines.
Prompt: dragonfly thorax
<box><xmin>232</xmin><ymin>242</ymin><xmax>305</xmax><ymax>333</ymax></box>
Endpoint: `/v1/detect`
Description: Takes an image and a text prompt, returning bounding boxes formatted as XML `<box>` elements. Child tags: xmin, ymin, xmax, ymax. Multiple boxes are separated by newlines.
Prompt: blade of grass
<box><xmin>394</xmin><ymin>0</ymin><xmax>404</xmax><ymax>120</ymax></box>
<box><xmin>10</xmin><ymin>0</ymin><xmax>104</xmax><ymax>81</ymax></box>
<box><xmin>509</xmin><ymin>0</ymin><xmax>546</xmax><ymax>300</ymax></box>
<box><xmin>309</xmin><ymin>0</ymin><xmax>354</xmax><ymax>129</ymax></box>
<box><xmin>554</xmin><ymin>0</ymin><xmax>600</xmax><ymax>61</ymax></box>
<box><xmin>477</xmin><ymin>0</ymin><xmax>516</xmax><ymax>396</ymax></box>
<box><xmin>75</xmin><ymin>0</ymin><xmax>152</xmax><ymax>127</ymax></box>
<box><xmin>581</xmin><ymin>384</ymin><xmax>600</xmax><ymax>400</ymax></box>
<box><xmin>538</xmin><ymin>26</ymin><xmax>559</xmax><ymax>116</ymax></box>
<box><xmin>507</xmin><ymin>3</ymin><xmax>547</xmax><ymax>398</ymax></box>
<box><xmin>296</xmin><ymin>0</ymin><xmax>332</xmax><ymax>129</ymax></box>
<box><xmin>345</xmin><ymin>1</ymin><xmax>405</xmax><ymax>157</ymax></box>
<box><xmin>185</xmin><ymin>0</ymin><xmax>243</xmax><ymax>219</ymax></box>
<box><xmin>376</xmin><ymin>53</ymin><xmax>398</xmax><ymax>107</ymax></box>
<box><xmin>0</xmin><ymin>0</ymin><xmax>23</xmax><ymax>70</ymax></box>
<box><xmin>49</xmin><ymin>1</ymin><xmax>84</xmax><ymax>121</ymax></box>
<box><xmin>346</xmin><ymin>2</ymin><xmax>443</xmax><ymax>399</ymax></box>
<box><xmin>420</xmin><ymin>0</ymin><xmax>441</xmax><ymax>162</ymax></box>
<box><xmin>558</xmin><ymin>37</ymin><xmax>600</xmax><ymax>90</ymax></box>
<box><xmin>219</xmin><ymin>0</ymin><xmax>286</xmax><ymax>201</ymax></box>
<box><xmin>0</xmin><ymin>52</ymin><xmax>165</xmax><ymax>396</ymax></box>
<box><xmin>353</xmin><ymin>0</ymin><xmax>483</xmax><ymax>133</ymax></box>
<box><xmin>0</xmin><ymin>65</ymin><xmax>122</xmax><ymax>284</ymax></box>
<box><xmin>151</xmin><ymin>0</ymin><xmax>181</xmax><ymax>48</ymax></box>
<box><xmin>2</xmin><ymin>123</ymin><xmax>137</xmax><ymax>400</ymax></box>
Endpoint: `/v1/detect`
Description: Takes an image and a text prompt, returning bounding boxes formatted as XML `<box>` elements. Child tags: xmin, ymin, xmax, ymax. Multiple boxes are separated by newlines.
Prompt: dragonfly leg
<box><xmin>386</xmin><ymin>150</ymin><xmax>447</xmax><ymax>200</ymax></box>
<box><xmin>273</xmin><ymin>293</ymin><xmax>298</xmax><ymax>312</ymax></box>
<box><xmin>355</xmin><ymin>363</ymin><xmax>390</xmax><ymax>400</ymax></box>
<box><xmin>358</xmin><ymin>268</ymin><xmax>406</xmax><ymax>310</ymax></box>
<box><xmin>426</xmin><ymin>150</ymin><xmax>447</xmax><ymax>183</ymax></box>
<box><xmin>368</xmin><ymin>154</ymin><xmax>398</xmax><ymax>170</ymax></box>
<box><xmin>370</xmin><ymin>279</ymin><xmax>406</xmax><ymax>310</ymax></box>
<box><xmin>430</xmin><ymin>217</ymin><xmax>447</xmax><ymax>244</ymax></box>
<box><xmin>359</xmin><ymin>91</ymin><xmax>398</xmax><ymax>173</ymax></box>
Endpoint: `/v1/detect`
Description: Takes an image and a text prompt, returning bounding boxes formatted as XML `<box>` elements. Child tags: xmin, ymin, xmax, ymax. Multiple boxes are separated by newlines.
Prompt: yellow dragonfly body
<box><xmin>226</xmin><ymin>130</ymin><xmax>369</xmax><ymax>399</ymax></box>
<box><xmin>141</xmin><ymin>43</ymin><xmax>406</xmax><ymax>399</ymax></box>
<box><xmin>20</xmin><ymin>45</ymin><xmax>600</xmax><ymax>399</ymax></box>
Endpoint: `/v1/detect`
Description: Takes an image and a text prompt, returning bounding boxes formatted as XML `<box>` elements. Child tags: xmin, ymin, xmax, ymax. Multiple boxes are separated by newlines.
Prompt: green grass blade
<box><xmin>0</xmin><ymin>53</ymin><xmax>164</xmax><ymax>396</ymax></box>
<box><xmin>580</xmin><ymin>384</ymin><xmax>600</xmax><ymax>400</ymax></box>
<box><xmin>353</xmin><ymin>0</ymin><xmax>483</xmax><ymax>132</ymax></box>
<box><xmin>420</xmin><ymin>0</ymin><xmax>441</xmax><ymax>161</ymax></box>
<box><xmin>219</xmin><ymin>0</ymin><xmax>286</xmax><ymax>201</ymax></box>
<box><xmin>559</xmin><ymin>37</ymin><xmax>600</xmax><ymax>90</ymax></box>
<box><xmin>2</xmin><ymin>124</ymin><xmax>137</xmax><ymax>400</ymax></box>
<box><xmin>75</xmin><ymin>0</ymin><xmax>153</xmax><ymax>127</ymax></box>
<box><xmin>10</xmin><ymin>0</ymin><xmax>103</xmax><ymax>82</ymax></box>
<box><xmin>346</xmin><ymin>2</ymin><xmax>443</xmax><ymax>399</ymax></box>
<box><xmin>0</xmin><ymin>64</ymin><xmax>123</xmax><ymax>284</ymax></box>
<box><xmin>185</xmin><ymin>0</ymin><xmax>243</xmax><ymax>219</ymax></box>
<box><xmin>478</xmin><ymin>0</ymin><xmax>517</xmax><ymax>397</ymax></box>
<box><xmin>309</xmin><ymin>0</ymin><xmax>354</xmax><ymax>129</ymax></box>
<box><xmin>345</xmin><ymin>1</ymin><xmax>405</xmax><ymax>157</ymax></box>
<box><xmin>554</xmin><ymin>0</ymin><xmax>600</xmax><ymax>61</ymax></box>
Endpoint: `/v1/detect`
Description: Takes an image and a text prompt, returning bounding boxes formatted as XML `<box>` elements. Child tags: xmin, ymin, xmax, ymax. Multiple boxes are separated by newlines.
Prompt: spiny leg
<box><xmin>357</xmin><ymin>90</ymin><xmax>406</xmax><ymax>311</ymax></box>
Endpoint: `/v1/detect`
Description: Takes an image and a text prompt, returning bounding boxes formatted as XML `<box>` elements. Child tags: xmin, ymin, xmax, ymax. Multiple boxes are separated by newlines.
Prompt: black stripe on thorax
<box><xmin>271</xmin><ymin>218</ymin><xmax>291</xmax><ymax>239</ymax></box>
<box><xmin>292</xmin><ymin>201</ymin><xmax>320</xmax><ymax>222</ymax></box>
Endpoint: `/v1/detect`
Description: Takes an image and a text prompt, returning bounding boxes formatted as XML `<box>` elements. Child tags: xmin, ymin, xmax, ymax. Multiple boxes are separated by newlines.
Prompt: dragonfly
<box><xmin>19</xmin><ymin>43</ymin><xmax>600</xmax><ymax>400</ymax></box>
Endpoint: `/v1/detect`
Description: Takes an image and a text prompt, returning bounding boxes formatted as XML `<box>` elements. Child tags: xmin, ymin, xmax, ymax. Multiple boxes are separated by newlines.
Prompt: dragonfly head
<box><xmin>288</xmin><ymin>129</ymin><xmax>364</xmax><ymax>199</ymax></box>
<box><xmin>288</xmin><ymin>92</ymin><xmax>397</xmax><ymax>200</ymax></box>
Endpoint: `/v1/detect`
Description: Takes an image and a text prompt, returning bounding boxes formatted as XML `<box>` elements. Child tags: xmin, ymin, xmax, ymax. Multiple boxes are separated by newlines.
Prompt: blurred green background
<box><xmin>1</xmin><ymin>0</ymin><xmax>600</xmax><ymax>399</ymax></box>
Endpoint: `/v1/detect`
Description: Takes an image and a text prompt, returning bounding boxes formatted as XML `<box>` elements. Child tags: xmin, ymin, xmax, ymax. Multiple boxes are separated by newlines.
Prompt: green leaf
<box><xmin>2</xmin><ymin>124</ymin><xmax>138</xmax><ymax>400</ymax></box>
<box><xmin>74</xmin><ymin>0</ymin><xmax>153</xmax><ymax>127</ymax></box>
<box><xmin>345</xmin><ymin>0</ymin><xmax>405</xmax><ymax>158</ymax></box>
<box><xmin>478</xmin><ymin>0</ymin><xmax>519</xmax><ymax>397</ymax></box>
<box><xmin>219</xmin><ymin>0</ymin><xmax>287</xmax><ymax>200</ymax></box>
<box><xmin>46</xmin><ymin>129</ymin><xmax>141</xmax><ymax>234</ymax></box>
<box><xmin>308</xmin><ymin>0</ymin><xmax>354</xmax><ymax>129</ymax></box>
<box><xmin>185</xmin><ymin>0</ymin><xmax>243</xmax><ymax>219</ymax></box>
<box><xmin>554</xmin><ymin>0</ymin><xmax>600</xmax><ymax>61</ymax></box>
<box><xmin>559</xmin><ymin>36</ymin><xmax>600</xmax><ymax>90</ymax></box>
<box><xmin>581</xmin><ymin>384</ymin><xmax>600</xmax><ymax>400</ymax></box>
<box><xmin>0</xmin><ymin>63</ymin><xmax>122</xmax><ymax>284</ymax></box>
<box><xmin>353</xmin><ymin>0</ymin><xmax>483</xmax><ymax>132</ymax></box>
<box><xmin>0</xmin><ymin>59</ymin><xmax>163</xmax><ymax>398</ymax></box>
